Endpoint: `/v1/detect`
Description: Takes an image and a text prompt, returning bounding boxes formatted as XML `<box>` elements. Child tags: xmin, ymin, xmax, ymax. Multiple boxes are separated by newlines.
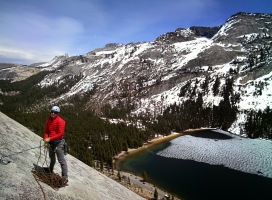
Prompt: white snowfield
<box><xmin>157</xmin><ymin>129</ymin><xmax>272</xmax><ymax>178</ymax></box>
<box><xmin>0</xmin><ymin>112</ymin><xmax>144</xmax><ymax>200</ymax></box>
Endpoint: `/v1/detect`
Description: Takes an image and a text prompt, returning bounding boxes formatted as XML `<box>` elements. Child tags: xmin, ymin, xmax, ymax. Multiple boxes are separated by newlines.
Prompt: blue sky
<box><xmin>0</xmin><ymin>0</ymin><xmax>271</xmax><ymax>65</ymax></box>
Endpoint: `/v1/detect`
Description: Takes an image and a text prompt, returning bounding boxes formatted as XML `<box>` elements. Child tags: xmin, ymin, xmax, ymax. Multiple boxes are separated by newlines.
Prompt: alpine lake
<box><xmin>119</xmin><ymin>130</ymin><xmax>272</xmax><ymax>200</ymax></box>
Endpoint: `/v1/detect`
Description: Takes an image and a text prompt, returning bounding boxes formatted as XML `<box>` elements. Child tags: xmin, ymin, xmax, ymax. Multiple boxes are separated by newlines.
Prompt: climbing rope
<box><xmin>1</xmin><ymin>138</ymin><xmax>68</xmax><ymax>199</ymax></box>
<box><xmin>32</xmin><ymin>139</ymin><xmax>68</xmax><ymax>193</ymax></box>
<box><xmin>0</xmin><ymin>145</ymin><xmax>41</xmax><ymax>165</ymax></box>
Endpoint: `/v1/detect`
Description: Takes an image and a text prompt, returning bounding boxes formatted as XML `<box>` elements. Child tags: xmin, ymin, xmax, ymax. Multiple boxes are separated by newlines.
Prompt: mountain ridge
<box><xmin>0</xmin><ymin>12</ymin><xmax>272</xmax><ymax>136</ymax></box>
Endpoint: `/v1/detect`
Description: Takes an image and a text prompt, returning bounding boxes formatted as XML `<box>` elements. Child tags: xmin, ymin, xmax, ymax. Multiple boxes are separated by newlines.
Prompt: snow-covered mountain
<box><xmin>0</xmin><ymin>111</ymin><xmax>145</xmax><ymax>200</ymax></box>
<box><xmin>1</xmin><ymin>12</ymin><xmax>272</xmax><ymax>135</ymax></box>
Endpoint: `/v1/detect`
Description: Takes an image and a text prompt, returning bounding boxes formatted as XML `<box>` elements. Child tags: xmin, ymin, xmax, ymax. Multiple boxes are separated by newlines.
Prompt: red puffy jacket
<box><xmin>44</xmin><ymin>115</ymin><xmax>66</xmax><ymax>141</ymax></box>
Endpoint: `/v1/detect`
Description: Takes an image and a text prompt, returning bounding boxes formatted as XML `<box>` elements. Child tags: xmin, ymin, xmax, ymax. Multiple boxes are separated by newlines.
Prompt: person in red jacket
<box><xmin>43</xmin><ymin>105</ymin><xmax>68</xmax><ymax>183</ymax></box>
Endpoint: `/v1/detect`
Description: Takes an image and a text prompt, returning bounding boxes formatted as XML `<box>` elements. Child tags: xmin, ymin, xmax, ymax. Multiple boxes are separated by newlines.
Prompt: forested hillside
<box><xmin>1</xmin><ymin>70</ymin><xmax>271</xmax><ymax>169</ymax></box>
<box><xmin>0</xmin><ymin>72</ymin><xmax>151</xmax><ymax>167</ymax></box>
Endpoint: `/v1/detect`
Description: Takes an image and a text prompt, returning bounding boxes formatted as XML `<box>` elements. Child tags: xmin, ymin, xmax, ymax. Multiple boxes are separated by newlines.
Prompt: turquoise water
<box><xmin>120</xmin><ymin>132</ymin><xmax>272</xmax><ymax>200</ymax></box>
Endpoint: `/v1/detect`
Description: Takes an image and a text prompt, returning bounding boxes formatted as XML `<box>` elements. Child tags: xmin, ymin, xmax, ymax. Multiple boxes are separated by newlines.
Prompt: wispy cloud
<box><xmin>0</xmin><ymin>10</ymin><xmax>86</xmax><ymax>63</ymax></box>
<box><xmin>0</xmin><ymin>0</ymin><xmax>270</xmax><ymax>64</ymax></box>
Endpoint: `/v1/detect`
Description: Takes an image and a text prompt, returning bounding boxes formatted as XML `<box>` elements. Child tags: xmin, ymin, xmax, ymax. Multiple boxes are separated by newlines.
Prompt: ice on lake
<box><xmin>156</xmin><ymin>129</ymin><xmax>272</xmax><ymax>178</ymax></box>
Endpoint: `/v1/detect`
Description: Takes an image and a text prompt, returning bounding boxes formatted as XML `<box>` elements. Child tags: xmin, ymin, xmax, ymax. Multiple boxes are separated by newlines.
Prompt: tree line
<box><xmin>245</xmin><ymin>107</ymin><xmax>272</xmax><ymax>139</ymax></box>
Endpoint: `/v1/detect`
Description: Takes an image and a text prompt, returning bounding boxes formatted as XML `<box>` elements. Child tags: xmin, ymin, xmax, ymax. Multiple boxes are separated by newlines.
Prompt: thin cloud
<box><xmin>0</xmin><ymin>10</ymin><xmax>85</xmax><ymax>63</ymax></box>
<box><xmin>0</xmin><ymin>0</ymin><xmax>270</xmax><ymax>64</ymax></box>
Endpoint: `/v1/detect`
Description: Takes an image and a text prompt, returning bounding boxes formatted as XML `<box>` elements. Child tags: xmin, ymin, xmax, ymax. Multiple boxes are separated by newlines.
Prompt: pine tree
<box><xmin>100</xmin><ymin>159</ymin><xmax>104</xmax><ymax>171</ymax></box>
<box><xmin>117</xmin><ymin>170</ymin><xmax>121</xmax><ymax>182</ymax></box>
<box><xmin>213</xmin><ymin>76</ymin><xmax>220</xmax><ymax>96</ymax></box>
<box><xmin>142</xmin><ymin>170</ymin><xmax>148</xmax><ymax>182</ymax></box>
<box><xmin>154</xmin><ymin>188</ymin><xmax>158</xmax><ymax>200</ymax></box>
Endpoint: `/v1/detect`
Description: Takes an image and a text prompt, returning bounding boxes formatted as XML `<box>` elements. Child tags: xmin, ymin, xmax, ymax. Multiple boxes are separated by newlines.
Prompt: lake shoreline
<box><xmin>111</xmin><ymin>128</ymin><xmax>219</xmax><ymax>199</ymax></box>
<box><xmin>111</xmin><ymin>132</ymin><xmax>184</xmax><ymax>199</ymax></box>
<box><xmin>114</xmin><ymin>127</ymin><xmax>216</xmax><ymax>166</ymax></box>
<box><xmin>114</xmin><ymin>132</ymin><xmax>183</xmax><ymax>167</ymax></box>
<box><xmin>114</xmin><ymin>128</ymin><xmax>272</xmax><ymax>200</ymax></box>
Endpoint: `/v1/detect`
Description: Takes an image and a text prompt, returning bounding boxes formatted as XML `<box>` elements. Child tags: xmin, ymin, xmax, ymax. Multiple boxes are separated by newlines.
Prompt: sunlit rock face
<box><xmin>0</xmin><ymin>112</ymin><xmax>144</xmax><ymax>200</ymax></box>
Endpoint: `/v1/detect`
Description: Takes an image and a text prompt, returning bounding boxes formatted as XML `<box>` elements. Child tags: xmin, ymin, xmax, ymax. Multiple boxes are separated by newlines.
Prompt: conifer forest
<box><xmin>0</xmin><ymin>71</ymin><xmax>271</xmax><ymax>168</ymax></box>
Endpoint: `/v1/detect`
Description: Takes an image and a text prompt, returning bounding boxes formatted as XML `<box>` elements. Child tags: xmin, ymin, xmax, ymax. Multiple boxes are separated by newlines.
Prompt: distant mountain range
<box><xmin>0</xmin><ymin>12</ymin><xmax>272</xmax><ymax>135</ymax></box>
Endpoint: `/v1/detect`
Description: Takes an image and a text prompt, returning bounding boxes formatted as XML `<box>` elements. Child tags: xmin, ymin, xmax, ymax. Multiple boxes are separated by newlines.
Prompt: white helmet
<box><xmin>51</xmin><ymin>106</ymin><xmax>60</xmax><ymax>113</ymax></box>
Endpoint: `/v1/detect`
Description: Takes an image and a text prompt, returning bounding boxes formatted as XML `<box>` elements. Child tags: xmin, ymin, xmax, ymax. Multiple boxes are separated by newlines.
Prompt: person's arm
<box><xmin>43</xmin><ymin>119</ymin><xmax>50</xmax><ymax>139</ymax></box>
<box><xmin>43</xmin><ymin>119</ymin><xmax>51</xmax><ymax>142</ymax></box>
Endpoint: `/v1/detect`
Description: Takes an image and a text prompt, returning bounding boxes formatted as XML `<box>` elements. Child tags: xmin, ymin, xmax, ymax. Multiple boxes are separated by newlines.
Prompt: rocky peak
<box><xmin>189</xmin><ymin>26</ymin><xmax>221</xmax><ymax>38</ymax></box>
<box><xmin>155</xmin><ymin>28</ymin><xmax>195</xmax><ymax>44</ymax></box>
<box><xmin>229</xmin><ymin>12</ymin><xmax>271</xmax><ymax>20</ymax></box>
<box><xmin>212</xmin><ymin>12</ymin><xmax>272</xmax><ymax>43</ymax></box>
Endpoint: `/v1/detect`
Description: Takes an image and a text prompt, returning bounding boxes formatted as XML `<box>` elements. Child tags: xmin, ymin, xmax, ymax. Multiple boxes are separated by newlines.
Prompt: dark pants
<box><xmin>49</xmin><ymin>140</ymin><xmax>68</xmax><ymax>178</ymax></box>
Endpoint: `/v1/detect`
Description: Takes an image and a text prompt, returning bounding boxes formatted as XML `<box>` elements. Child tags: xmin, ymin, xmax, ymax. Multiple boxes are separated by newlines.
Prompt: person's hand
<box><xmin>44</xmin><ymin>138</ymin><xmax>50</xmax><ymax>143</ymax></box>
